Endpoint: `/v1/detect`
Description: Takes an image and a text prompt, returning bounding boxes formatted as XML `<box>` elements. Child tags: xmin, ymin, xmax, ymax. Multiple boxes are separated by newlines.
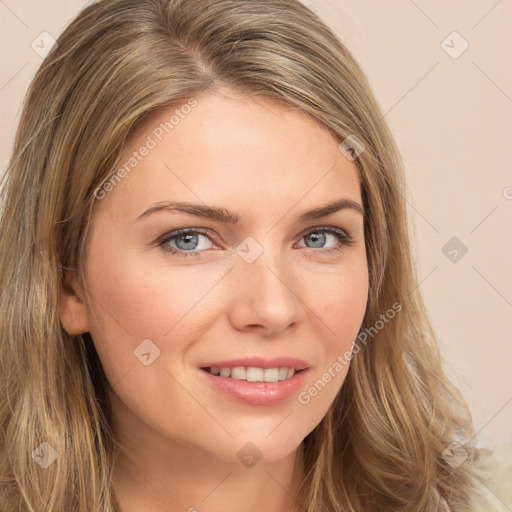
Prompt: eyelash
<box><xmin>157</xmin><ymin>227</ymin><xmax>354</xmax><ymax>258</ymax></box>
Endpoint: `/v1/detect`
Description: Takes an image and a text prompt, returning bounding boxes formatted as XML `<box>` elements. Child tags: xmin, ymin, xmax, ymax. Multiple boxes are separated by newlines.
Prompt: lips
<box><xmin>198</xmin><ymin>356</ymin><xmax>310</xmax><ymax>406</ymax></box>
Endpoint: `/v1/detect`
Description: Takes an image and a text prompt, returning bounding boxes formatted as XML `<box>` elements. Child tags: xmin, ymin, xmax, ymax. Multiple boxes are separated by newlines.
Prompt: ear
<box><xmin>59</xmin><ymin>269</ymin><xmax>90</xmax><ymax>335</ymax></box>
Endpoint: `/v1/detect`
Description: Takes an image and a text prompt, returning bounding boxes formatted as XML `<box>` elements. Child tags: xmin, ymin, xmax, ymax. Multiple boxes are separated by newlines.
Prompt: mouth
<box><xmin>199</xmin><ymin>357</ymin><xmax>310</xmax><ymax>406</ymax></box>
<box><xmin>201</xmin><ymin>366</ymin><xmax>306</xmax><ymax>382</ymax></box>
<box><xmin>198</xmin><ymin>357</ymin><xmax>310</xmax><ymax>406</ymax></box>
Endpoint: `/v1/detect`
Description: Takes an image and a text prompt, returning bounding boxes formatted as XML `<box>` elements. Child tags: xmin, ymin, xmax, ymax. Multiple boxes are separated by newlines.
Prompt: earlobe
<box><xmin>59</xmin><ymin>270</ymin><xmax>90</xmax><ymax>335</ymax></box>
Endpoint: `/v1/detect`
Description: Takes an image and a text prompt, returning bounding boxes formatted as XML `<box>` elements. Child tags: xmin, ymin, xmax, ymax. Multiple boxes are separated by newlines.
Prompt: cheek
<box><xmin>309</xmin><ymin>255</ymin><xmax>369</xmax><ymax>343</ymax></box>
<box><xmin>296</xmin><ymin>260</ymin><xmax>368</xmax><ymax>417</ymax></box>
<box><xmin>327</xmin><ymin>273</ymin><xmax>368</xmax><ymax>343</ymax></box>
<box><xmin>87</xmin><ymin>263</ymin><xmax>218</xmax><ymax>336</ymax></box>
<box><xmin>82</xmin><ymin>240</ymin><xmax>226</xmax><ymax>377</ymax></box>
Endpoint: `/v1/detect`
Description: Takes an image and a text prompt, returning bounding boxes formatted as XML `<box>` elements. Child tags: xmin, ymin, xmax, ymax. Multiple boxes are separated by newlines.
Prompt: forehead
<box><xmin>94</xmin><ymin>89</ymin><xmax>362</xmax><ymax>220</ymax></box>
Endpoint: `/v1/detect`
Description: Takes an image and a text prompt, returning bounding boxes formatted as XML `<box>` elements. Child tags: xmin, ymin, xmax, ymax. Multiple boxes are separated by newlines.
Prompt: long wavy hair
<box><xmin>0</xmin><ymin>0</ymin><xmax>482</xmax><ymax>510</ymax></box>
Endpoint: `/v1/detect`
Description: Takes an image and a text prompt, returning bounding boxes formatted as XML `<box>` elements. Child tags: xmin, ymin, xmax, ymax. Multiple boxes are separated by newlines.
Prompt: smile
<box><xmin>204</xmin><ymin>366</ymin><xmax>298</xmax><ymax>382</ymax></box>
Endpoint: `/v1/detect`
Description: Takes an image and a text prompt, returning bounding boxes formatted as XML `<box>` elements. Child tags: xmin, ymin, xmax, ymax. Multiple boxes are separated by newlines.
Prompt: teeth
<box><xmin>208</xmin><ymin>366</ymin><xmax>297</xmax><ymax>382</ymax></box>
<box><xmin>278</xmin><ymin>367</ymin><xmax>288</xmax><ymax>380</ymax></box>
<box><xmin>220</xmin><ymin>367</ymin><xmax>231</xmax><ymax>378</ymax></box>
<box><xmin>246</xmin><ymin>367</ymin><xmax>263</xmax><ymax>382</ymax></box>
<box><xmin>231</xmin><ymin>366</ymin><xmax>246</xmax><ymax>380</ymax></box>
<box><xmin>263</xmin><ymin>368</ymin><xmax>279</xmax><ymax>382</ymax></box>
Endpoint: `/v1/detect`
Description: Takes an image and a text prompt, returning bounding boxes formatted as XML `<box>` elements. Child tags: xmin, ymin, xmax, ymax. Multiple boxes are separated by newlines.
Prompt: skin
<box><xmin>60</xmin><ymin>87</ymin><xmax>369</xmax><ymax>512</ymax></box>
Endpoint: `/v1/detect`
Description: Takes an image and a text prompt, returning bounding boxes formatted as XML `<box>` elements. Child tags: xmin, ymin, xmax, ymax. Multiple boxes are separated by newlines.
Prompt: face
<box><xmin>60</xmin><ymin>88</ymin><xmax>369</xmax><ymax>466</ymax></box>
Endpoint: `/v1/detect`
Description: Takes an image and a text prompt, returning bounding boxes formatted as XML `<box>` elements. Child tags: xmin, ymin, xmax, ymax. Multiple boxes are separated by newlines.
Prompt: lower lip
<box><xmin>199</xmin><ymin>368</ymin><xmax>309</xmax><ymax>406</ymax></box>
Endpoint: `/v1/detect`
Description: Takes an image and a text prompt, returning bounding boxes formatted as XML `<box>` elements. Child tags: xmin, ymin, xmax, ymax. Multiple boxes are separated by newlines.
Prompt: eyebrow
<box><xmin>135</xmin><ymin>198</ymin><xmax>364</xmax><ymax>224</ymax></box>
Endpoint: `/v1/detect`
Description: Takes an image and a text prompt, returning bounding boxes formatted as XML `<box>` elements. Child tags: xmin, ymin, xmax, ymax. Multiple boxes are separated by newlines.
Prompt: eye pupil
<box><xmin>176</xmin><ymin>233</ymin><xmax>199</xmax><ymax>250</ymax></box>
<box><xmin>306</xmin><ymin>232</ymin><xmax>326</xmax><ymax>249</ymax></box>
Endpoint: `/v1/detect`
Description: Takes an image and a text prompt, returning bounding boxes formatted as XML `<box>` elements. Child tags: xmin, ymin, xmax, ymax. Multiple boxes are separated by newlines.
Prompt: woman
<box><xmin>0</xmin><ymin>0</ymin><xmax>488</xmax><ymax>510</ymax></box>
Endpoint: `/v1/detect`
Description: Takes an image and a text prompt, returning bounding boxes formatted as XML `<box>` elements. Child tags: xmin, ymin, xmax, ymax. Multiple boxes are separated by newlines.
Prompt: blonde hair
<box><xmin>0</xmin><ymin>0</ymin><xmax>482</xmax><ymax>510</ymax></box>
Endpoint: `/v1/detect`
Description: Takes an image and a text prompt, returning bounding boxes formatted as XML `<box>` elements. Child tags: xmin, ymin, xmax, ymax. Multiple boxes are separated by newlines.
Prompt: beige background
<box><xmin>1</xmin><ymin>0</ymin><xmax>511</xmax><ymax>448</ymax></box>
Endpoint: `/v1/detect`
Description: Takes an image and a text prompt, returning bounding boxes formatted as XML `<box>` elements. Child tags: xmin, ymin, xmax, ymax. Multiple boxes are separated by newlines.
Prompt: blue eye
<box><xmin>298</xmin><ymin>227</ymin><xmax>352</xmax><ymax>252</ymax></box>
<box><xmin>157</xmin><ymin>227</ymin><xmax>353</xmax><ymax>258</ymax></box>
<box><xmin>159</xmin><ymin>228</ymin><xmax>214</xmax><ymax>258</ymax></box>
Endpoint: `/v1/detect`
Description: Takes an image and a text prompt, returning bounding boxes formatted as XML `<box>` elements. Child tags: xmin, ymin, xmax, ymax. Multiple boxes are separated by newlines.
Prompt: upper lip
<box><xmin>200</xmin><ymin>356</ymin><xmax>309</xmax><ymax>371</ymax></box>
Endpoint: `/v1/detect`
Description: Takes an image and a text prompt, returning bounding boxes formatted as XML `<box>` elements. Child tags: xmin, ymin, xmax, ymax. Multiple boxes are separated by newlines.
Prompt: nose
<box><xmin>227</xmin><ymin>241</ymin><xmax>305</xmax><ymax>337</ymax></box>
